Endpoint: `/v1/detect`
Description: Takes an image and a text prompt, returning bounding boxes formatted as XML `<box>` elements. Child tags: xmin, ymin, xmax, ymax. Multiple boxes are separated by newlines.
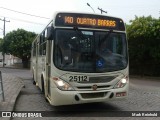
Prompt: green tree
<box><xmin>127</xmin><ymin>16</ymin><xmax>160</xmax><ymax>76</ymax></box>
<box><xmin>0</xmin><ymin>38</ymin><xmax>3</xmax><ymax>51</ymax></box>
<box><xmin>3</xmin><ymin>29</ymin><xmax>36</xmax><ymax>68</ymax></box>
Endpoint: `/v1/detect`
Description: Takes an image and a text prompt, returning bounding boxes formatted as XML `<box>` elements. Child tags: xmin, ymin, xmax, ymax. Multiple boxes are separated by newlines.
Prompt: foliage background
<box><xmin>127</xmin><ymin>16</ymin><xmax>160</xmax><ymax>76</ymax></box>
<box><xmin>0</xmin><ymin>29</ymin><xmax>36</xmax><ymax>67</ymax></box>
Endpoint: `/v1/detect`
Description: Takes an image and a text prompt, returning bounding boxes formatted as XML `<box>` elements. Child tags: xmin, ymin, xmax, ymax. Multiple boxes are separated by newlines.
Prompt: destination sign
<box><xmin>55</xmin><ymin>13</ymin><xmax>125</xmax><ymax>31</ymax></box>
<box><xmin>64</xmin><ymin>16</ymin><xmax>116</xmax><ymax>27</ymax></box>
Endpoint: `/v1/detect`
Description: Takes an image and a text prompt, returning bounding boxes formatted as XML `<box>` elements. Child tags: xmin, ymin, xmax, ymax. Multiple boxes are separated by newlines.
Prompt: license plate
<box><xmin>68</xmin><ymin>75</ymin><xmax>89</xmax><ymax>82</ymax></box>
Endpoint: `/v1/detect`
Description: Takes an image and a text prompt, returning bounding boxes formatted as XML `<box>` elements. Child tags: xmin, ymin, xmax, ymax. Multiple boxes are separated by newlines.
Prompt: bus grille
<box><xmin>80</xmin><ymin>92</ymin><xmax>108</xmax><ymax>99</ymax></box>
<box><xmin>77</xmin><ymin>85</ymin><xmax>111</xmax><ymax>90</ymax></box>
<box><xmin>78</xmin><ymin>76</ymin><xmax>117</xmax><ymax>83</ymax></box>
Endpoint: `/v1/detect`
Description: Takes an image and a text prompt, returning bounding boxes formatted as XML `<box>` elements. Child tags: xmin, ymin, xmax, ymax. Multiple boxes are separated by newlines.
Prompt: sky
<box><xmin>0</xmin><ymin>0</ymin><xmax>159</xmax><ymax>38</ymax></box>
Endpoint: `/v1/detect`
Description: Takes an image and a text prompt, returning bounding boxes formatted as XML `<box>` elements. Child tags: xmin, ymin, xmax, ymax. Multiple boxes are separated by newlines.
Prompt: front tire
<box><xmin>41</xmin><ymin>77</ymin><xmax>48</xmax><ymax>103</ymax></box>
<box><xmin>33</xmin><ymin>74</ymin><xmax>36</xmax><ymax>85</ymax></box>
<box><xmin>41</xmin><ymin>77</ymin><xmax>45</xmax><ymax>94</ymax></box>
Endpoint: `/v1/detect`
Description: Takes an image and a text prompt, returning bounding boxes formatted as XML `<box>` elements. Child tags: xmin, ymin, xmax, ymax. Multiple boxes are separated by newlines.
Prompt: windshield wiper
<box><xmin>73</xmin><ymin>26</ymin><xmax>86</xmax><ymax>40</ymax></box>
<box><xmin>98</xmin><ymin>30</ymin><xmax>113</xmax><ymax>47</ymax></box>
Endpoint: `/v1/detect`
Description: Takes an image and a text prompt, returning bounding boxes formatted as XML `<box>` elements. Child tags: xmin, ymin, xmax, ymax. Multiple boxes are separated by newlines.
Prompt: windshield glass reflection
<box><xmin>54</xmin><ymin>29</ymin><xmax>127</xmax><ymax>72</ymax></box>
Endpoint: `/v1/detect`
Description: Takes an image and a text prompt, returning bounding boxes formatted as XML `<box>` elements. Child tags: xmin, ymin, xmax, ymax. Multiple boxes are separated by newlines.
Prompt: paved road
<box><xmin>0</xmin><ymin>72</ymin><xmax>2</xmax><ymax>101</ymax></box>
<box><xmin>0</xmin><ymin>68</ymin><xmax>160</xmax><ymax>120</ymax></box>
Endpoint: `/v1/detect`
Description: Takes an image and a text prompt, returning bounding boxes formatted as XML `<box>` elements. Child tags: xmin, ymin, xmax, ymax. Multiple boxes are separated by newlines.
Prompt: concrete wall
<box><xmin>0</xmin><ymin>52</ymin><xmax>22</xmax><ymax>67</ymax></box>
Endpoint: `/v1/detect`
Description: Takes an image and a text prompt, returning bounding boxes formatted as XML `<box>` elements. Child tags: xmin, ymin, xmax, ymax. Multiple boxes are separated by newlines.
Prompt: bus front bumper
<box><xmin>50</xmin><ymin>85</ymin><xmax>128</xmax><ymax>106</ymax></box>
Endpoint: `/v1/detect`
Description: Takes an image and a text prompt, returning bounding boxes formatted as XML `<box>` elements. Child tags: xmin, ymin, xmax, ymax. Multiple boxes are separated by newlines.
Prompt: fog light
<box><xmin>116</xmin><ymin>92</ymin><xmax>127</xmax><ymax>97</ymax></box>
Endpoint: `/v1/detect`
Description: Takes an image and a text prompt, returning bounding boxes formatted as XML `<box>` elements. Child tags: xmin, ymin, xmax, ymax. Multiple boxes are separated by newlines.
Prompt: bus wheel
<box><xmin>33</xmin><ymin>80</ymin><xmax>36</xmax><ymax>85</ymax></box>
<box><xmin>41</xmin><ymin>77</ymin><xmax>48</xmax><ymax>103</ymax></box>
<box><xmin>45</xmin><ymin>98</ymin><xmax>49</xmax><ymax>103</ymax></box>
<box><xmin>41</xmin><ymin>77</ymin><xmax>45</xmax><ymax>94</ymax></box>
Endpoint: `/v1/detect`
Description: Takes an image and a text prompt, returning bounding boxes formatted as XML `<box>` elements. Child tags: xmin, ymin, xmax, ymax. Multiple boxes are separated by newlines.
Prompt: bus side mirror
<box><xmin>47</xmin><ymin>26</ymin><xmax>54</xmax><ymax>40</ymax></box>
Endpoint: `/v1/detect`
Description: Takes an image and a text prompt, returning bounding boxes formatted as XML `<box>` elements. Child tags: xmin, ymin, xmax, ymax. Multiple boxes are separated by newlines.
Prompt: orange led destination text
<box><xmin>64</xmin><ymin>16</ymin><xmax>116</xmax><ymax>27</ymax></box>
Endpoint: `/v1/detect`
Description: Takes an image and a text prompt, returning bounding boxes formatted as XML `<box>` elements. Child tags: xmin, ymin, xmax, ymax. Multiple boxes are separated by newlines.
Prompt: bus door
<box><xmin>32</xmin><ymin>40</ymin><xmax>39</xmax><ymax>85</ymax></box>
<box><xmin>45</xmin><ymin>38</ymin><xmax>52</xmax><ymax>98</ymax></box>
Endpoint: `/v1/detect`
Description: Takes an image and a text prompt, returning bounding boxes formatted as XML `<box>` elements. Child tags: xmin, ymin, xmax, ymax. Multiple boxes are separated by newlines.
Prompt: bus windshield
<box><xmin>54</xmin><ymin>29</ymin><xmax>128</xmax><ymax>72</ymax></box>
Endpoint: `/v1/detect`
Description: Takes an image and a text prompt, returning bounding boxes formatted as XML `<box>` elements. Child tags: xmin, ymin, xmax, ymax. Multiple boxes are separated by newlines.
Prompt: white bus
<box><xmin>31</xmin><ymin>12</ymin><xmax>129</xmax><ymax>106</ymax></box>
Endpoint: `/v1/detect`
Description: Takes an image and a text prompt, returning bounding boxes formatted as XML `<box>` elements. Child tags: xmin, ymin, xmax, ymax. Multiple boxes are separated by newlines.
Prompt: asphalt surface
<box><xmin>0</xmin><ymin>68</ymin><xmax>160</xmax><ymax>120</ymax></box>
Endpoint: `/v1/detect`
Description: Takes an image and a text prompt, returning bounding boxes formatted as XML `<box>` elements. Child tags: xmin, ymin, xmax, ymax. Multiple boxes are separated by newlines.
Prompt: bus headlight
<box><xmin>53</xmin><ymin>77</ymin><xmax>74</xmax><ymax>91</ymax></box>
<box><xmin>114</xmin><ymin>76</ymin><xmax>128</xmax><ymax>88</ymax></box>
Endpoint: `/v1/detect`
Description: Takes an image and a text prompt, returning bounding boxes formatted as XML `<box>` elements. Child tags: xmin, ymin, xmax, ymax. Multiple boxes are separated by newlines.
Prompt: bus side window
<box><xmin>45</xmin><ymin>29</ymin><xmax>48</xmax><ymax>41</ymax></box>
<box><xmin>39</xmin><ymin>35</ymin><xmax>43</xmax><ymax>56</ymax></box>
<box><xmin>39</xmin><ymin>31</ymin><xmax>47</xmax><ymax>56</ymax></box>
<box><xmin>42</xmin><ymin>31</ymin><xmax>46</xmax><ymax>55</ymax></box>
<box><xmin>33</xmin><ymin>42</ymin><xmax>36</xmax><ymax>56</ymax></box>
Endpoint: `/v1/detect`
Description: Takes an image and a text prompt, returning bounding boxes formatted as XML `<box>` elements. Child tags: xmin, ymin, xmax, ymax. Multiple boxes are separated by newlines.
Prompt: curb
<box><xmin>9</xmin><ymin>78</ymin><xmax>25</xmax><ymax>111</ymax></box>
<box><xmin>0</xmin><ymin>73</ymin><xmax>24</xmax><ymax>120</ymax></box>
